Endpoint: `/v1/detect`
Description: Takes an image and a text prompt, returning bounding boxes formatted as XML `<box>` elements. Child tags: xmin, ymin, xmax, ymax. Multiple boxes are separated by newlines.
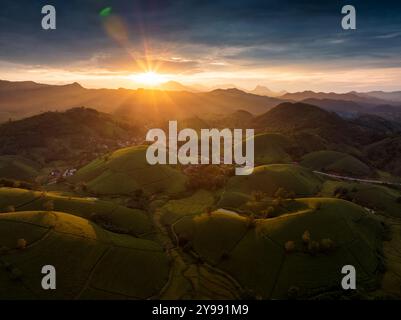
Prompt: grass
<box><xmin>173</xmin><ymin>198</ymin><xmax>384</xmax><ymax>299</ymax></box>
<box><xmin>301</xmin><ymin>150</ymin><xmax>371</xmax><ymax>177</ymax></box>
<box><xmin>225</xmin><ymin>164</ymin><xmax>322</xmax><ymax>198</ymax></box>
<box><xmin>70</xmin><ymin>145</ymin><xmax>187</xmax><ymax>196</ymax></box>
<box><xmin>321</xmin><ymin>180</ymin><xmax>401</xmax><ymax>218</ymax></box>
<box><xmin>240</xmin><ymin>133</ymin><xmax>292</xmax><ymax>165</ymax></box>
<box><xmin>0</xmin><ymin>211</ymin><xmax>169</xmax><ymax>299</ymax></box>
<box><xmin>0</xmin><ymin>187</ymin><xmax>152</xmax><ymax>236</ymax></box>
<box><xmin>0</xmin><ymin>155</ymin><xmax>40</xmax><ymax>181</ymax></box>
<box><xmin>160</xmin><ymin>190</ymin><xmax>215</xmax><ymax>225</ymax></box>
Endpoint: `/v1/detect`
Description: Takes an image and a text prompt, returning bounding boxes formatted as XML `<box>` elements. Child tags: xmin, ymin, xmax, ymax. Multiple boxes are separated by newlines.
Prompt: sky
<box><xmin>1</xmin><ymin>0</ymin><xmax>401</xmax><ymax>92</ymax></box>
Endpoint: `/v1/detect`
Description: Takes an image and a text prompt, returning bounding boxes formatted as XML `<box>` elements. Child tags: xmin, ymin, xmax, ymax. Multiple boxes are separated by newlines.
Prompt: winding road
<box><xmin>313</xmin><ymin>170</ymin><xmax>401</xmax><ymax>186</ymax></box>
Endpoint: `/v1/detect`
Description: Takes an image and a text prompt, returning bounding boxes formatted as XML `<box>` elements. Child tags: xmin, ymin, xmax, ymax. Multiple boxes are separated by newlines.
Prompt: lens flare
<box><xmin>129</xmin><ymin>71</ymin><xmax>167</xmax><ymax>86</ymax></box>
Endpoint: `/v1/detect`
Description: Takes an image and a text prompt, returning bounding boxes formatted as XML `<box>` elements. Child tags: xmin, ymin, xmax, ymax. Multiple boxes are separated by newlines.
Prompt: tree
<box><xmin>287</xmin><ymin>286</ymin><xmax>300</xmax><ymax>300</ymax></box>
<box><xmin>320</xmin><ymin>238</ymin><xmax>335</xmax><ymax>253</ymax></box>
<box><xmin>0</xmin><ymin>246</ymin><xmax>9</xmax><ymax>255</ymax></box>
<box><xmin>311</xmin><ymin>201</ymin><xmax>322</xmax><ymax>210</ymax></box>
<box><xmin>221</xmin><ymin>251</ymin><xmax>230</xmax><ymax>261</ymax></box>
<box><xmin>246</xmin><ymin>215</ymin><xmax>256</xmax><ymax>229</ymax></box>
<box><xmin>274</xmin><ymin>187</ymin><xmax>288</xmax><ymax>199</ymax></box>
<box><xmin>4</xmin><ymin>205</ymin><xmax>15</xmax><ymax>212</ymax></box>
<box><xmin>285</xmin><ymin>240</ymin><xmax>295</xmax><ymax>253</ymax></box>
<box><xmin>177</xmin><ymin>235</ymin><xmax>189</xmax><ymax>247</ymax></box>
<box><xmin>16</xmin><ymin>238</ymin><xmax>27</xmax><ymax>249</ymax></box>
<box><xmin>252</xmin><ymin>190</ymin><xmax>265</xmax><ymax>202</ymax></box>
<box><xmin>43</xmin><ymin>200</ymin><xmax>54</xmax><ymax>211</ymax></box>
<box><xmin>308</xmin><ymin>240</ymin><xmax>320</xmax><ymax>256</ymax></box>
<box><xmin>10</xmin><ymin>267</ymin><xmax>23</xmax><ymax>281</ymax></box>
<box><xmin>302</xmin><ymin>230</ymin><xmax>311</xmax><ymax>244</ymax></box>
<box><xmin>261</xmin><ymin>206</ymin><xmax>275</xmax><ymax>218</ymax></box>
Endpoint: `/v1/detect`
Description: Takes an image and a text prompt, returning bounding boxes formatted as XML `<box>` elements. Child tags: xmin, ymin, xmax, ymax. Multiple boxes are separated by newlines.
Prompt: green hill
<box><xmin>0</xmin><ymin>155</ymin><xmax>40</xmax><ymax>181</ymax></box>
<box><xmin>160</xmin><ymin>190</ymin><xmax>215</xmax><ymax>226</ymax></box>
<box><xmin>0</xmin><ymin>188</ymin><xmax>151</xmax><ymax>236</ymax></box>
<box><xmin>70</xmin><ymin>145</ymin><xmax>187</xmax><ymax>196</ymax></box>
<box><xmin>173</xmin><ymin>199</ymin><xmax>385</xmax><ymax>299</ymax></box>
<box><xmin>365</xmin><ymin>137</ymin><xmax>401</xmax><ymax>176</ymax></box>
<box><xmin>225</xmin><ymin>164</ymin><xmax>322</xmax><ymax>198</ymax></box>
<box><xmin>252</xmin><ymin>102</ymin><xmax>376</xmax><ymax>146</ymax></box>
<box><xmin>0</xmin><ymin>211</ymin><xmax>169</xmax><ymax>299</ymax></box>
<box><xmin>301</xmin><ymin>151</ymin><xmax>371</xmax><ymax>177</ymax></box>
<box><xmin>0</xmin><ymin>107</ymin><xmax>139</xmax><ymax>164</ymax></box>
<box><xmin>321</xmin><ymin>180</ymin><xmax>401</xmax><ymax>218</ymax></box>
<box><xmin>243</xmin><ymin>133</ymin><xmax>292</xmax><ymax>165</ymax></box>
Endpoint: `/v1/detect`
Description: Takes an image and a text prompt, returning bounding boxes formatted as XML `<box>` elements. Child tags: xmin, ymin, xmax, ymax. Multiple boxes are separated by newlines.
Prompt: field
<box><xmin>0</xmin><ymin>211</ymin><xmax>169</xmax><ymax>299</ymax></box>
<box><xmin>0</xmin><ymin>188</ymin><xmax>152</xmax><ymax>236</ymax></box>
<box><xmin>321</xmin><ymin>180</ymin><xmax>401</xmax><ymax>218</ymax></box>
<box><xmin>172</xmin><ymin>198</ymin><xmax>384</xmax><ymax>299</ymax></box>
<box><xmin>243</xmin><ymin>133</ymin><xmax>292</xmax><ymax>165</ymax></box>
<box><xmin>70</xmin><ymin>146</ymin><xmax>187</xmax><ymax>196</ymax></box>
<box><xmin>226</xmin><ymin>164</ymin><xmax>323</xmax><ymax>197</ymax></box>
<box><xmin>300</xmin><ymin>151</ymin><xmax>371</xmax><ymax>177</ymax></box>
<box><xmin>0</xmin><ymin>155</ymin><xmax>40</xmax><ymax>181</ymax></box>
<box><xmin>0</xmin><ymin>103</ymin><xmax>401</xmax><ymax>300</ymax></box>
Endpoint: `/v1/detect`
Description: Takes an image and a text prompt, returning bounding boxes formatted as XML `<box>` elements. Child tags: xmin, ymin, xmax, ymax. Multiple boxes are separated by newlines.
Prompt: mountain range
<box><xmin>1</xmin><ymin>79</ymin><xmax>401</xmax><ymax>125</ymax></box>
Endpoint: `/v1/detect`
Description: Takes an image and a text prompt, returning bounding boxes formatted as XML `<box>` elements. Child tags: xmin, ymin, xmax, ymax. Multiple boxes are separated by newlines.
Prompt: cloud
<box><xmin>1</xmin><ymin>0</ymin><xmax>401</xmax><ymax>91</ymax></box>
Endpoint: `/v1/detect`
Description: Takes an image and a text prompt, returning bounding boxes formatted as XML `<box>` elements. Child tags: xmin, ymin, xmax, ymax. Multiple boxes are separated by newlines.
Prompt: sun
<box><xmin>129</xmin><ymin>71</ymin><xmax>167</xmax><ymax>86</ymax></box>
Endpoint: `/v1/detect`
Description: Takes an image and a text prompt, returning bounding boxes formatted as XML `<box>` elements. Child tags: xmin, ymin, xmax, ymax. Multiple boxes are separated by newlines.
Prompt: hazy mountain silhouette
<box><xmin>249</xmin><ymin>85</ymin><xmax>286</xmax><ymax>97</ymax></box>
<box><xmin>157</xmin><ymin>81</ymin><xmax>198</xmax><ymax>92</ymax></box>
<box><xmin>0</xmin><ymin>80</ymin><xmax>284</xmax><ymax>123</ymax></box>
<box><xmin>280</xmin><ymin>90</ymin><xmax>393</xmax><ymax>106</ymax></box>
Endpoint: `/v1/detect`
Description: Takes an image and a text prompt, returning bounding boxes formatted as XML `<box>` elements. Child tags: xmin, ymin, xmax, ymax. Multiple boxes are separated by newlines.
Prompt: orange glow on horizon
<box><xmin>128</xmin><ymin>71</ymin><xmax>168</xmax><ymax>86</ymax></box>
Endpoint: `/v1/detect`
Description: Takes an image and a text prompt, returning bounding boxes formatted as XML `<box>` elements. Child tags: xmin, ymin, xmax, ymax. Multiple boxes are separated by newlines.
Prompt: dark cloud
<box><xmin>0</xmin><ymin>0</ymin><xmax>400</xmax><ymax>70</ymax></box>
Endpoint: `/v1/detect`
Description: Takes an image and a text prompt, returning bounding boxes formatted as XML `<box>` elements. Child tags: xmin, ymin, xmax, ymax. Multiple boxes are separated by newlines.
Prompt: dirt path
<box><xmin>151</xmin><ymin>209</ymin><xmax>242</xmax><ymax>299</ymax></box>
<box><xmin>379</xmin><ymin>217</ymin><xmax>401</xmax><ymax>297</ymax></box>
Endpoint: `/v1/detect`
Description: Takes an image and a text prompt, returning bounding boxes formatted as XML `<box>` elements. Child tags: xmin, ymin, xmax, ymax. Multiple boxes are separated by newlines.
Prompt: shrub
<box><xmin>287</xmin><ymin>191</ymin><xmax>296</xmax><ymax>200</ymax></box>
<box><xmin>397</xmin><ymin>196</ymin><xmax>401</xmax><ymax>204</ymax></box>
<box><xmin>274</xmin><ymin>187</ymin><xmax>288</xmax><ymax>199</ymax></box>
<box><xmin>186</xmin><ymin>165</ymin><xmax>227</xmax><ymax>190</ymax></box>
<box><xmin>177</xmin><ymin>235</ymin><xmax>189</xmax><ymax>247</ymax></box>
<box><xmin>308</xmin><ymin>240</ymin><xmax>320</xmax><ymax>256</ymax></box>
<box><xmin>287</xmin><ymin>286</ymin><xmax>300</xmax><ymax>299</ymax></box>
<box><xmin>261</xmin><ymin>206</ymin><xmax>275</xmax><ymax>218</ymax></box>
<box><xmin>43</xmin><ymin>200</ymin><xmax>54</xmax><ymax>211</ymax></box>
<box><xmin>78</xmin><ymin>182</ymin><xmax>88</xmax><ymax>192</ymax></box>
<box><xmin>272</xmin><ymin>198</ymin><xmax>282</xmax><ymax>208</ymax></box>
<box><xmin>246</xmin><ymin>215</ymin><xmax>256</xmax><ymax>229</ymax></box>
<box><xmin>10</xmin><ymin>267</ymin><xmax>23</xmax><ymax>281</ymax></box>
<box><xmin>320</xmin><ymin>238</ymin><xmax>335</xmax><ymax>253</ymax></box>
<box><xmin>334</xmin><ymin>187</ymin><xmax>352</xmax><ymax>201</ymax></box>
<box><xmin>284</xmin><ymin>241</ymin><xmax>296</xmax><ymax>253</ymax></box>
<box><xmin>251</xmin><ymin>190</ymin><xmax>265</xmax><ymax>202</ymax></box>
<box><xmin>5</xmin><ymin>205</ymin><xmax>15</xmax><ymax>212</ymax></box>
<box><xmin>221</xmin><ymin>251</ymin><xmax>231</xmax><ymax>260</ymax></box>
<box><xmin>0</xmin><ymin>246</ymin><xmax>9</xmax><ymax>255</ymax></box>
<box><xmin>302</xmin><ymin>230</ymin><xmax>311</xmax><ymax>244</ymax></box>
<box><xmin>16</xmin><ymin>238</ymin><xmax>27</xmax><ymax>249</ymax></box>
<box><xmin>311</xmin><ymin>201</ymin><xmax>322</xmax><ymax>210</ymax></box>
<box><xmin>239</xmin><ymin>289</ymin><xmax>258</xmax><ymax>300</ymax></box>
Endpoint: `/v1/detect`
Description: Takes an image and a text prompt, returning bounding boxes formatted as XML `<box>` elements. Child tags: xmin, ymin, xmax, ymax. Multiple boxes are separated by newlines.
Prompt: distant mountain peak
<box><xmin>64</xmin><ymin>82</ymin><xmax>84</xmax><ymax>89</ymax></box>
<box><xmin>250</xmin><ymin>85</ymin><xmax>286</xmax><ymax>97</ymax></box>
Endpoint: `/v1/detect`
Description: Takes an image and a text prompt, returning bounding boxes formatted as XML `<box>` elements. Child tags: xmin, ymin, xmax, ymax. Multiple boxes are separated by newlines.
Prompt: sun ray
<box><xmin>129</xmin><ymin>71</ymin><xmax>167</xmax><ymax>86</ymax></box>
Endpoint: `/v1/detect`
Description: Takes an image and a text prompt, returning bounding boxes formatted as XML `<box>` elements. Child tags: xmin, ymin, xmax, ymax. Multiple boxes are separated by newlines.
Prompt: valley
<box><xmin>1</xmin><ymin>82</ymin><xmax>401</xmax><ymax>300</ymax></box>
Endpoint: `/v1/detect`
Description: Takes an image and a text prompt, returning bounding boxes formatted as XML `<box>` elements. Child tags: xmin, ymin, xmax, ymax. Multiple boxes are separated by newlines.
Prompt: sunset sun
<box><xmin>130</xmin><ymin>71</ymin><xmax>167</xmax><ymax>86</ymax></box>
